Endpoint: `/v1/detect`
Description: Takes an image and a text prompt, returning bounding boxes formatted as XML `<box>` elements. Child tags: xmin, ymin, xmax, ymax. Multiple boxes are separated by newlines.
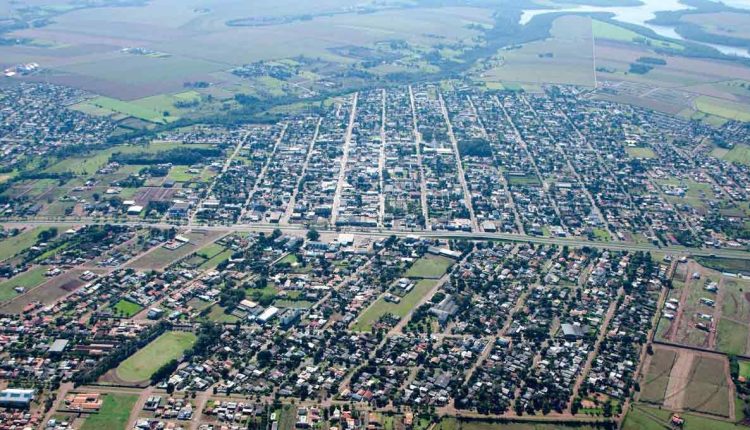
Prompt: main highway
<box><xmin>2</xmin><ymin>216</ymin><xmax>750</xmax><ymax>261</ymax></box>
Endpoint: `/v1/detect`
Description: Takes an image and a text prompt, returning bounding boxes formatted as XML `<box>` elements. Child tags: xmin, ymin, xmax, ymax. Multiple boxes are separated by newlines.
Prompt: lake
<box><xmin>519</xmin><ymin>0</ymin><xmax>750</xmax><ymax>58</ymax></box>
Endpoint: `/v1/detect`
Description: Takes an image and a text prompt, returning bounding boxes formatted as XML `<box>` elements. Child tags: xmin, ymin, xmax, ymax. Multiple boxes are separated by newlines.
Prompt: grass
<box><xmin>639</xmin><ymin>348</ymin><xmax>676</xmax><ymax>404</ymax></box>
<box><xmin>0</xmin><ymin>267</ymin><xmax>49</xmax><ymax>301</ymax></box>
<box><xmin>740</xmin><ymin>360</ymin><xmax>750</xmax><ymax>379</ymax></box>
<box><xmin>0</xmin><ymin>227</ymin><xmax>44</xmax><ymax>262</ymax></box>
<box><xmin>45</xmin><ymin>141</ymin><xmax>189</xmax><ymax>175</ymax></box>
<box><xmin>78</xmin><ymin>96</ymin><xmax>176</xmax><ymax>124</ymax></box>
<box><xmin>199</xmin><ymin>249</ymin><xmax>232</xmax><ymax>270</ymax></box>
<box><xmin>404</xmin><ymin>255</ymin><xmax>454</xmax><ymax>279</ymax></box>
<box><xmin>80</xmin><ymin>393</ymin><xmax>138</xmax><ymax>430</ymax></box>
<box><xmin>624</xmin><ymin>404</ymin><xmax>741</xmax><ymax>430</ymax></box>
<box><xmin>695</xmin><ymin>257</ymin><xmax>750</xmax><ymax>276</ymax></box>
<box><xmin>115</xmin><ymin>331</ymin><xmax>196</xmax><ymax>383</ymax></box>
<box><xmin>592</xmin><ymin>19</ymin><xmax>684</xmax><ymax>51</ymax></box>
<box><xmin>625</xmin><ymin>146</ymin><xmax>657</xmax><ymax>159</ymax></box>
<box><xmin>352</xmin><ymin>279</ymin><xmax>437</xmax><ymax>332</ymax></box>
<box><xmin>717</xmin><ymin>144</ymin><xmax>750</xmax><ymax>166</ymax></box>
<box><xmin>718</xmin><ymin>318</ymin><xmax>748</xmax><ymax>356</ymax></box>
<box><xmin>205</xmin><ymin>305</ymin><xmax>239</xmax><ymax>323</ymax></box>
<box><xmin>112</xmin><ymin>299</ymin><xmax>143</xmax><ymax>317</ymax></box>
<box><xmin>695</xmin><ymin>96</ymin><xmax>750</xmax><ymax>122</ymax></box>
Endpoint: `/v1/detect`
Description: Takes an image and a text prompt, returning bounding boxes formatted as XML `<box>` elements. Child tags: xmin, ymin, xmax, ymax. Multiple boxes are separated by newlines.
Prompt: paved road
<box><xmin>1</xmin><ymin>218</ymin><xmax>749</xmax><ymax>260</ymax></box>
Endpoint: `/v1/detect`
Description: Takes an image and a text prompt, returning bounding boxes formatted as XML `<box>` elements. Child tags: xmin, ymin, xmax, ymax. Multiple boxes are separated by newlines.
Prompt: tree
<box><xmin>306</xmin><ymin>228</ymin><xmax>320</xmax><ymax>242</ymax></box>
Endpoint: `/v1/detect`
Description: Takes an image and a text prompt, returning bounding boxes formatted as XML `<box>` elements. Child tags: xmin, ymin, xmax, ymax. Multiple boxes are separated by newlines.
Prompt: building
<box><xmin>0</xmin><ymin>389</ymin><xmax>34</xmax><ymax>408</ymax></box>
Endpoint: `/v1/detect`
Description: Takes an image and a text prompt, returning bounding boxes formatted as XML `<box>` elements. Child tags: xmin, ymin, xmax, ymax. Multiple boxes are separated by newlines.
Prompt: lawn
<box><xmin>352</xmin><ymin>279</ymin><xmax>437</xmax><ymax>332</ymax></box>
<box><xmin>0</xmin><ymin>227</ymin><xmax>44</xmax><ymax>262</ymax></box>
<box><xmin>0</xmin><ymin>267</ymin><xmax>49</xmax><ymax>301</ymax></box>
<box><xmin>740</xmin><ymin>360</ymin><xmax>750</xmax><ymax>379</ymax></box>
<box><xmin>80</xmin><ymin>96</ymin><xmax>175</xmax><ymax>123</ymax></box>
<box><xmin>80</xmin><ymin>393</ymin><xmax>138</xmax><ymax>430</ymax></box>
<box><xmin>199</xmin><ymin>249</ymin><xmax>233</xmax><ymax>270</ymax></box>
<box><xmin>404</xmin><ymin>255</ymin><xmax>454</xmax><ymax>279</ymax></box>
<box><xmin>45</xmin><ymin>141</ymin><xmax>189</xmax><ymax>175</ymax></box>
<box><xmin>115</xmin><ymin>331</ymin><xmax>196</xmax><ymax>383</ymax></box>
<box><xmin>112</xmin><ymin>299</ymin><xmax>143</xmax><ymax>317</ymax></box>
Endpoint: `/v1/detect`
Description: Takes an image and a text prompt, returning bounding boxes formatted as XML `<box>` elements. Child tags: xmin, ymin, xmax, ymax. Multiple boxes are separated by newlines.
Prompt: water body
<box><xmin>519</xmin><ymin>0</ymin><xmax>750</xmax><ymax>58</ymax></box>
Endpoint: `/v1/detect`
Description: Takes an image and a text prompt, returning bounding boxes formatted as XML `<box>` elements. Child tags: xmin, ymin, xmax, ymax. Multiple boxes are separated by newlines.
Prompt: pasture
<box><xmin>624</xmin><ymin>404</ymin><xmax>741</xmax><ymax>430</ymax></box>
<box><xmin>115</xmin><ymin>331</ymin><xmax>196</xmax><ymax>383</ymax></box>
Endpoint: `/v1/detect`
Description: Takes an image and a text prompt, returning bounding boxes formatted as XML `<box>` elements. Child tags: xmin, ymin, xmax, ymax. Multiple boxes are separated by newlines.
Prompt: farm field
<box><xmin>115</xmin><ymin>331</ymin><xmax>197</xmax><ymax>383</ymax></box>
<box><xmin>44</xmin><ymin>141</ymin><xmax>194</xmax><ymax>175</ymax></box>
<box><xmin>404</xmin><ymin>255</ymin><xmax>454</xmax><ymax>279</ymax></box>
<box><xmin>79</xmin><ymin>393</ymin><xmax>139</xmax><ymax>430</ymax></box>
<box><xmin>351</xmin><ymin>279</ymin><xmax>437</xmax><ymax>332</ymax></box>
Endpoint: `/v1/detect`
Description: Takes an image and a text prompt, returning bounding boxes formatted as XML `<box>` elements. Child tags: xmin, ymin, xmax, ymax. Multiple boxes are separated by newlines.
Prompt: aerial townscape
<box><xmin>3</xmin><ymin>0</ymin><xmax>750</xmax><ymax>430</ymax></box>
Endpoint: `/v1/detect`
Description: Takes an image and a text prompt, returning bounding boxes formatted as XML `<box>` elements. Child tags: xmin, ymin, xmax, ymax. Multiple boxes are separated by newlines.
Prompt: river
<box><xmin>519</xmin><ymin>0</ymin><xmax>750</xmax><ymax>58</ymax></box>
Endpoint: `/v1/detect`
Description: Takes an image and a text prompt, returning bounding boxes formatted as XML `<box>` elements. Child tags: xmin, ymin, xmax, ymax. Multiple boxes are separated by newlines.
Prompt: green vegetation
<box><xmin>115</xmin><ymin>331</ymin><xmax>196</xmax><ymax>382</ymax></box>
<box><xmin>0</xmin><ymin>267</ymin><xmax>49</xmax><ymax>301</ymax></box>
<box><xmin>696</xmin><ymin>96</ymin><xmax>750</xmax><ymax>122</ymax></box>
<box><xmin>0</xmin><ymin>227</ymin><xmax>44</xmax><ymax>262</ymax></box>
<box><xmin>352</xmin><ymin>279</ymin><xmax>436</xmax><ymax>332</ymax></box>
<box><xmin>112</xmin><ymin>299</ymin><xmax>143</xmax><ymax>317</ymax></box>
<box><xmin>205</xmin><ymin>305</ymin><xmax>240</xmax><ymax>323</ymax></box>
<box><xmin>717</xmin><ymin>144</ymin><xmax>750</xmax><ymax>166</ymax></box>
<box><xmin>624</xmin><ymin>404</ymin><xmax>741</xmax><ymax>430</ymax></box>
<box><xmin>718</xmin><ymin>318</ymin><xmax>748</xmax><ymax>355</ymax></box>
<box><xmin>639</xmin><ymin>348</ymin><xmax>676</xmax><ymax>404</ymax></box>
<box><xmin>625</xmin><ymin>146</ymin><xmax>657</xmax><ymax>159</ymax></box>
<box><xmin>592</xmin><ymin>19</ymin><xmax>684</xmax><ymax>51</ymax></box>
<box><xmin>404</xmin><ymin>255</ymin><xmax>454</xmax><ymax>279</ymax></box>
<box><xmin>80</xmin><ymin>393</ymin><xmax>138</xmax><ymax>430</ymax></box>
<box><xmin>695</xmin><ymin>257</ymin><xmax>750</xmax><ymax>275</ymax></box>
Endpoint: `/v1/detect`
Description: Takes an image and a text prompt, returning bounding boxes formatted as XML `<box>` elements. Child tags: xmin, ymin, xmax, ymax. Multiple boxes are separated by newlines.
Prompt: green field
<box><xmin>80</xmin><ymin>393</ymin><xmax>138</xmax><ymax>430</ymax></box>
<box><xmin>0</xmin><ymin>267</ymin><xmax>49</xmax><ymax>301</ymax></box>
<box><xmin>0</xmin><ymin>227</ymin><xmax>43</xmax><ymax>262</ymax></box>
<box><xmin>639</xmin><ymin>348</ymin><xmax>676</xmax><ymax>404</ymax></box>
<box><xmin>624</xmin><ymin>404</ymin><xmax>741</xmax><ymax>430</ymax></box>
<box><xmin>205</xmin><ymin>305</ymin><xmax>240</xmax><ymax>323</ymax></box>
<box><xmin>404</xmin><ymin>255</ymin><xmax>454</xmax><ymax>279</ymax></box>
<box><xmin>352</xmin><ymin>279</ymin><xmax>437</xmax><ymax>332</ymax></box>
<box><xmin>717</xmin><ymin>144</ymin><xmax>750</xmax><ymax>166</ymax></box>
<box><xmin>740</xmin><ymin>360</ymin><xmax>750</xmax><ymax>379</ymax></box>
<box><xmin>695</xmin><ymin>96</ymin><xmax>750</xmax><ymax>122</ymax></box>
<box><xmin>77</xmin><ymin>96</ymin><xmax>175</xmax><ymax>123</ymax></box>
<box><xmin>718</xmin><ymin>318</ymin><xmax>748</xmax><ymax>357</ymax></box>
<box><xmin>115</xmin><ymin>331</ymin><xmax>196</xmax><ymax>382</ymax></box>
<box><xmin>112</xmin><ymin>299</ymin><xmax>144</xmax><ymax>317</ymax></box>
<box><xmin>625</xmin><ymin>146</ymin><xmax>657</xmax><ymax>159</ymax></box>
<box><xmin>592</xmin><ymin>19</ymin><xmax>684</xmax><ymax>51</ymax></box>
<box><xmin>696</xmin><ymin>257</ymin><xmax>750</xmax><ymax>275</ymax></box>
<box><xmin>45</xmin><ymin>141</ymin><xmax>189</xmax><ymax>175</ymax></box>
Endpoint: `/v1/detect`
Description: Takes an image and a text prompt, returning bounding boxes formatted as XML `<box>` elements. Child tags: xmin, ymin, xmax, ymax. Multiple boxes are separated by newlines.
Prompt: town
<box><xmin>0</xmin><ymin>79</ymin><xmax>748</xmax><ymax>430</ymax></box>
